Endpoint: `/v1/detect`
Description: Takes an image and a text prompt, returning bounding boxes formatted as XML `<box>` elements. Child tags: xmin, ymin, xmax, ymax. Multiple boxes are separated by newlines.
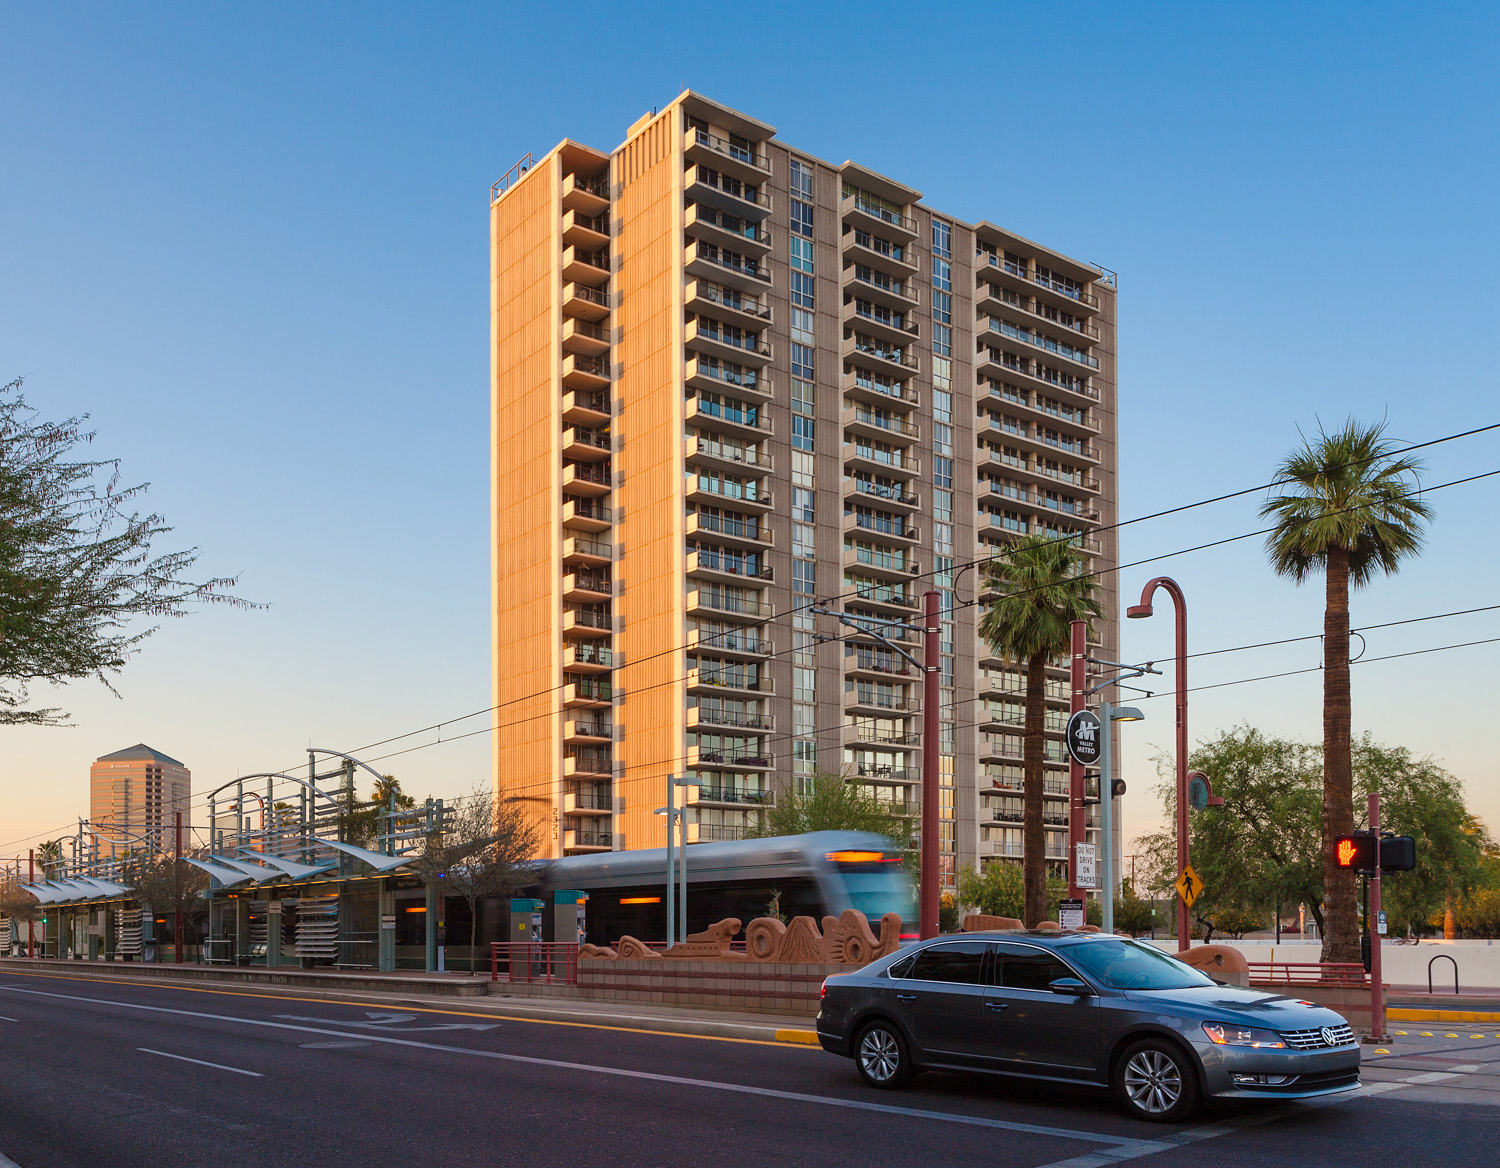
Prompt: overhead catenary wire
<box><xmin>1</xmin><ymin>424</ymin><xmax>1496</xmax><ymax>851</ymax></box>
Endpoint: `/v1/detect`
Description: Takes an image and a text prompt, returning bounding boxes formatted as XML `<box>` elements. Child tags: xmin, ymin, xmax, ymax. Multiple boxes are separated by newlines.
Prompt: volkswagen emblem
<box><xmin>1320</xmin><ymin>1026</ymin><xmax>1339</xmax><ymax>1046</ymax></box>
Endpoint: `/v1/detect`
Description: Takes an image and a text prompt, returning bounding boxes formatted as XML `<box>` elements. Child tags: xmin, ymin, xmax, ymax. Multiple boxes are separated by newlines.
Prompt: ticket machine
<box><xmin>551</xmin><ymin>890</ymin><xmax>588</xmax><ymax>944</ymax></box>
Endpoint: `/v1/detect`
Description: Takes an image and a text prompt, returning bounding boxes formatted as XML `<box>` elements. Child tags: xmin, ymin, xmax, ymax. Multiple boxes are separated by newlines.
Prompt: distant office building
<box><xmin>90</xmin><ymin>744</ymin><xmax>191</xmax><ymax>857</ymax></box>
<box><xmin>489</xmin><ymin>92</ymin><xmax>1119</xmax><ymax>885</ymax></box>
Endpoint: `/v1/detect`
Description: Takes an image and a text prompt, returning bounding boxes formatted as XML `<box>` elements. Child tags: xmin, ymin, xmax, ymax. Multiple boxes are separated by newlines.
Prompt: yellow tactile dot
<box><xmin>1420</xmin><ymin>1031</ymin><xmax>1434</xmax><ymax>1037</ymax></box>
<box><xmin>1471</xmin><ymin>1034</ymin><xmax>1484</xmax><ymax>1039</ymax></box>
<box><xmin>1446</xmin><ymin>1033</ymin><xmax>1460</xmax><ymax>1038</ymax></box>
<box><xmin>1374</xmin><ymin>1048</ymin><xmax>1390</xmax><ymax>1054</ymax></box>
<box><xmin>1395</xmin><ymin>1031</ymin><xmax>1408</xmax><ymax>1035</ymax></box>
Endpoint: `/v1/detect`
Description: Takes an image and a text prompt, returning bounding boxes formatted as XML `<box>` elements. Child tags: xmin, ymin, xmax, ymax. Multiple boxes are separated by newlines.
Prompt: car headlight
<box><xmin>1202</xmin><ymin>1022</ymin><xmax>1286</xmax><ymax>1049</ymax></box>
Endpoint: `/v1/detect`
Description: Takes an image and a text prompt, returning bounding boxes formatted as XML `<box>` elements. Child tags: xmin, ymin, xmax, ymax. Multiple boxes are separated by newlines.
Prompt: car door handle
<box><xmin>895</xmin><ymin>993</ymin><xmax>917</xmax><ymax>1003</ymax></box>
<box><xmin>984</xmin><ymin>1001</ymin><xmax>1010</xmax><ymax>1013</ymax></box>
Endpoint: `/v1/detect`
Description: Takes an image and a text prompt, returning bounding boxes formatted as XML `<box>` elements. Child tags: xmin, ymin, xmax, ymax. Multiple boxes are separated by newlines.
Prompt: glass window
<box><xmin>791</xmin><ymin>378</ymin><xmax>814</xmax><ymax>415</ymax></box>
<box><xmin>900</xmin><ymin>941</ymin><xmax>987</xmax><ymax>984</ymax></box>
<box><xmin>790</xmin><ymin>199</ymin><xmax>814</xmax><ymax>238</ymax></box>
<box><xmin>791</xmin><ymin>342</ymin><xmax>815</xmax><ymax>380</ymax></box>
<box><xmin>790</xmin><ymin>237</ymin><xmax>815</xmax><ymax>273</ymax></box>
<box><xmin>790</xmin><ymin>271</ymin><xmax>815</xmax><ymax>308</ymax></box>
<box><xmin>931</xmin><ymin>220</ymin><xmax>952</xmax><ymax>259</ymax></box>
<box><xmin>792</xmin><ymin>414</ymin><xmax>815</xmax><ymax>450</ymax></box>
<box><xmin>933</xmin><ymin>456</ymin><xmax>953</xmax><ymax>490</ymax></box>
<box><xmin>932</xmin><ymin>489</ymin><xmax>953</xmax><ymax>522</ymax></box>
<box><xmin>932</xmin><ymin>324</ymin><xmax>952</xmax><ymax>359</ymax></box>
<box><xmin>792</xmin><ymin>486</ymin><xmax>816</xmax><ymax>522</ymax></box>
<box><xmin>1064</xmin><ymin>939</ymin><xmax>1215</xmax><ymax>990</ymax></box>
<box><xmin>932</xmin><ymin>389</ymin><xmax>952</xmax><ymax>424</ymax></box>
<box><xmin>932</xmin><ymin>257</ymin><xmax>951</xmax><ymax>292</ymax></box>
<box><xmin>790</xmin><ymin>307</ymin><xmax>815</xmax><ymax>344</ymax></box>
<box><xmin>793</xmin><ymin>558</ymin><xmax>817</xmax><ymax>594</ymax></box>
<box><xmin>991</xmin><ymin>942</ymin><xmax>1077</xmax><ymax>991</ymax></box>
<box><xmin>931</xmin><ymin>290</ymin><xmax>952</xmax><ymax>325</ymax></box>
<box><xmin>789</xmin><ymin>158</ymin><xmax>814</xmax><ymax>200</ymax></box>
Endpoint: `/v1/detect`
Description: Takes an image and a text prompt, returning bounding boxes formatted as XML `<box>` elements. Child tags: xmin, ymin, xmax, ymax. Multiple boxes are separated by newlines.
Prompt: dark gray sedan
<box><xmin>816</xmin><ymin>931</ymin><xmax>1361</xmax><ymax>1122</ymax></box>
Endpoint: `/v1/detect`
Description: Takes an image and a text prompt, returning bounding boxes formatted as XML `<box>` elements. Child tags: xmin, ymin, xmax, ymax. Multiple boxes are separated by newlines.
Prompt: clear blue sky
<box><xmin>3</xmin><ymin>2</ymin><xmax>1497</xmax><ymax>857</ymax></box>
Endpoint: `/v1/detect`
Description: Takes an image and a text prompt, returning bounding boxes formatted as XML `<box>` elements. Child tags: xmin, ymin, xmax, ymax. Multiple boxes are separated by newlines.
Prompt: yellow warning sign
<box><xmin>1174</xmin><ymin>864</ymin><xmax>1203</xmax><ymax>908</ymax></box>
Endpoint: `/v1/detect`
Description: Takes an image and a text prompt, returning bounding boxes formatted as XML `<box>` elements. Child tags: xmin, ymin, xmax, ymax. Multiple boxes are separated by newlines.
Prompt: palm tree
<box><xmin>1261</xmin><ymin>419</ymin><xmax>1430</xmax><ymax>964</ymax></box>
<box><xmin>978</xmin><ymin>534</ymin><xmax>1102</xmax><ymax>926</ymax></box>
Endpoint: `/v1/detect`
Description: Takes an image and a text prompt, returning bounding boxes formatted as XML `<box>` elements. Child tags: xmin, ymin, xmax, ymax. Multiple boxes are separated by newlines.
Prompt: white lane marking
<box><xmin>0</xmin><ymin>1151</ymin><xmax>19</xmax><ymax>1167</ymax></box>
<box><xmin>0</xmin><ymin>1016</ymin><xmax>17</xmax><ymax>1022</ymax></box>
<box><xmin>1029</xmin><ymin>1081</ymin><xmax>1407</xmax><ymax>1168</ymax></box>
<box><xmin>0</xmin><ymin>982</ymin><xmax>1154</xmax><ymax>1151</ymax></box>
<box><xmin>299</xmin><ymin>1041</ymin><xmax>371</xmax><ymax>1050</ymax></box>
<box><xmin>137</xmin><ymin>1048</ymin><xmax>264</xmax><ymax>1078</ymax></box>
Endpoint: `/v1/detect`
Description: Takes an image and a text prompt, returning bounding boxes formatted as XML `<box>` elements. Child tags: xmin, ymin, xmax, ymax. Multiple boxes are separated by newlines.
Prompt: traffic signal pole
<box><xmin>1367</xmin><ymin>791</ymin><xmax>1389</xmax><ymax>1043</ymax></box>
<box><xmin>27</xmin><ymin>849</ymin><xmax>34</xmax><ymax>958</ymax></box>
<box><xmin>1067</xmin><ymin>620</ymin><xmax>1086</xmax><ymax>902</ymax></box>
<box><xmin>920</xmin><ymin>590</ymin><xmax>940</xmax><ymax>939</ymax></box>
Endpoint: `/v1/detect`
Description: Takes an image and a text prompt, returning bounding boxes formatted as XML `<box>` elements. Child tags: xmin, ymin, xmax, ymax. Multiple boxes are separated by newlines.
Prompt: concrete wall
<box><xmin>1147</xmin><ymin>938</ymin><xmax>1500</xmax><ymax>990</ymax></box>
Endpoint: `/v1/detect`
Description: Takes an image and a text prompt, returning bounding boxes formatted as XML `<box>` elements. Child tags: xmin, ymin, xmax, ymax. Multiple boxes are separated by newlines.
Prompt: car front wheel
<box><xmin>1115</xmin><ymin>1038</ymin><xmax>1201</xmax><ymax>1122</ymax></box>
<box><xmin>855</xmin><ymin>1020</ymin><xmax>915</xmax><ymax>1090</ymax></box>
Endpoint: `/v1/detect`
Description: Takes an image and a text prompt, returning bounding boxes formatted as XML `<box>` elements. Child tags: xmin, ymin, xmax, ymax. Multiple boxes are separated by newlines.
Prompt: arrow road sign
<box><xmin>1174</xmin><ymin>864</ymin><xmax>1203</xmax><ymax>908</ymax></box>
<box><xmin>276</xmin><ymin>1011</ymin><xmax>499</xmax><ymax>1032</ymax></box>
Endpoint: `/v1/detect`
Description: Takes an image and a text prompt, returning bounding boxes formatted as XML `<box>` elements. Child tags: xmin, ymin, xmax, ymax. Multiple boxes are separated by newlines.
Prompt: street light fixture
<box><xmin>1127</xmin><ymin>576</ymin><xmax>1191</xmax><ymax>951</ymax></box>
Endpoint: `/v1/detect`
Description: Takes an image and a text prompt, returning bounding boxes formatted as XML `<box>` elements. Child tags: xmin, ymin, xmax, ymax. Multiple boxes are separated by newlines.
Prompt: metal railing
<box><xmin>689</xmin><ymin>129</ymin><xmax>770</xmax><ymax>171</ymax></box>
<box><xmin>491</xmin><ymin>942</ymin><xmax>579</xmax><ymax>985</ymax></box>
<box><xmin>974</xmin><ymin>250</ymin><xmax>1100</xmax><ymax>307</ymax></box>
<box><xmin>844</xmin><ymin>193</ymin><xmax>917</xmax><ymax>232</ymax></box>
<box><xmin>1245</xmin><ymin>962</ymin><xmax>1367</xmax><ymax>987</ymax></box>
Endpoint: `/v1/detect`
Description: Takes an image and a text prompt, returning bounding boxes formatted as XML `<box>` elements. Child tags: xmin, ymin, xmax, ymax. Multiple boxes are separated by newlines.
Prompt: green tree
<box><xmin>1133</xmin><ymin>727</ymin><xmax>1488</xmax><ymax>943</ymax></box>
<box><xmin>407</xmin><ymin>788</ymin><xmax>539</xmax><ymax>975</ymax></box>
<box><xmin>747</xmin><ymin>772</ymin><xmax>913</xmax><ymax>850</ymax></box>
<box><xmin>978</xmin><ymin>534</ymin><xmax>1102</xmax><ymax>926</ymax></box>
<box><xmin>1261</xmin><ymin>418</ymin><xmax>1431</xmax><ymax>964</ymax></box>
<box><xmin>0</xmin><ymin>378</ymin><xmax>254</xmax><ymax>724</ymax></box>
<box><xmin>956</xmin><ymin>860</ymin><xmax>1025</xmax><ymax>920</ymax></box>
<box><xmin>1114</xmin><ymin>879</ymin><xmax>1155</xmax><ymax>937</ymax></box>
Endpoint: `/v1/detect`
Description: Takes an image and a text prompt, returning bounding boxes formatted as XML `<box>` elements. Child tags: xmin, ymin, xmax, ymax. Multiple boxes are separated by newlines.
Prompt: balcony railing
<box><xmin>691</xmin><ymin>592</ymin><xmax>769</xmax><ymax>617</ymax></box>
<box><xmin>849</xmin><ymin>266</ymin><xmax>916</xmax><ymax>301</ymax></box>
<box><xmin>695</xmin><ymin>824</ymin><xmax>746</xmax><ymax>842</ymax></box>
<box><xmin>567</xmin><ymin>792</ymin><xmax>613</xmax><ymax>811</ymax></box>
<box><xmin>565</xmin><ymin>643</ymin><xmax>612</xmax><ymax>668</ymax></box>
<box><xmin>849</xmin><ymin>478</ymin><xmax>918</xmax><ymax>506</ymax></box>
<box><xmin>690</xmin><ymin>551</ymin><xmax>771</xmax><ymax>581</ymax></box>
<box><xmin>564</xmin><ymin>499</ymin><xmax>612</xmax><ymax>522</ymax></box>
<box><xmin>567</xmin><ymin>720</ymin><xmax>613</xmax><ymax>739</ymax></box>
<box><xmin>848</xmin><ymin>513</ymin><xmax>917</xmax><ymax>539</ymax></box>
<box><xmin>690</xmin><ymin>438</ymin><xmax>766</xmax><ymax>467</ymax></box>
<box><xmin>695</xmin><ymin>785</ymin><xmax>772</xmax><ymax>804</ymax></box>
<box><xmin>689</xmin><ymin>358</ymin><xmax>765</xmax><ymax>392</ymax></box>
<box><xmin>975</xmin><ymin>249</ymin><xmax>1100</xmax><ymax>308</ymax></box>
<box><xmin>563</xmin><ymin>461</ymin><xmax>610</xmax><ymax>486</ymax></box>
<box><xmin>852</xmin><ymin>764</ymin><xmax>919</xmax><ymax>782</ymax></box>
<box><xmin>693</xmin><ymin>709</ymin><xmax>773</xmax><ymax>730</ymax></box>
<box><xmin>691</xmin><ymin>281</ymin><xmax>771</xmax><ymax>319</ymax></box>
<box><xmin>566</xmin><ymin>830</ymin><xmax>612</xmax><ymax>848</ymax></box>
<box><xmin>689</xmin><ymin>241</ymin><xmax>770</xmax><ymax>283</ymax></box>
<box><xmin>694</xmin><ymin>630</ymin><xmax>772</xmax><ymax>655</ymax></box>
<box><xmin>848</xmin><ymin>371</ymin><xmax>917</xmax><ymax>404</ymax></box>
<box><xmin>850</xmin><ymin>408</ymin><xmax>919</xmax><ymax>438</ymax></box>
<box><xmin>846</xmin><ymin>194</ymin><xmax>917</xmax><ymax>232</ymax></box>
<box><xmin>984</xmin><ymin>319</ymin><xmax>1098</xmax><ymax>369</ymax></box>
<box><xmin>850</xmin><ymin>336</ymin><xmax>919</xmax><ymax>370</ymax></box>
<box><xmin>565</xmin><ymin>608</ymin><xmax>611</xmax><ymax>630</ymax></box>
<box><xmin>689</xmin><ymin>512</ymin><xmax>764</xmax><ymax>541</ymax></box>
<box><xmin>689</xmin><ymin>129</ymin><xmax>770</xmax><ymax>172</ymax></box>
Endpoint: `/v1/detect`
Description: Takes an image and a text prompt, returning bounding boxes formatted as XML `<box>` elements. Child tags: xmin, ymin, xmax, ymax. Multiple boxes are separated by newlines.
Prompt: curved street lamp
<box><xmin>1127</xmin><ymin>576</ymin><xmax>1190</xmax><ymax>951</ymax></box>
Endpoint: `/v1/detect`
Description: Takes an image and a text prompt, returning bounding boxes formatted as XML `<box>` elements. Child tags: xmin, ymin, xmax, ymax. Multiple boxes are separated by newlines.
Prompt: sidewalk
<box><xmin>0</xmin><ymin>957</ymin><xmax>822</xmax><ymax>1045</ymax></box>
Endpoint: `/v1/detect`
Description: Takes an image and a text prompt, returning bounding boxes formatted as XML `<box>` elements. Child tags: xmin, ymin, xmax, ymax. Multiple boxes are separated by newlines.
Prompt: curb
<box><xmin>1388</xmin><ymin>1008</ymin><xmax>1500</xmax><ymax>1024</ymax></box>
<box><xmin>0</xmin><ymin>963</ymin><xmax>823</xmax><ymax>1046</ymax></box>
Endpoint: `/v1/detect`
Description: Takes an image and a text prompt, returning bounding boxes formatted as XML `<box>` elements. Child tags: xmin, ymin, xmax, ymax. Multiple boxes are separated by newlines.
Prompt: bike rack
<box><xmin>1428</xmin><ymin>952</ymin><xmax>1459</xmax><ymax>994</ymax></box>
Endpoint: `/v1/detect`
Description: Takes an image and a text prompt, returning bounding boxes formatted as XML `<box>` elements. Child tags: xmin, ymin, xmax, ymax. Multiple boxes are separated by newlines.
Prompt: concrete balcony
<box><xmin>561</xmin><ymin>208</ymin><xmax>610</xmax><ymax>251</ymax></box>
<box><xmin>683</xmin><ymin>128</ymin><xmax>772</xmax><ymax>185</ymax></box>
<box><xmin>841</xmin><ymin>369</ymin><xmax>920</xmax><ymax>412</ymax></box>
<box><xmin>563</xmin><ymin>718</ymin><xmax>613</xmax><ymax>745</ymax></box>
<box><xmin>842</xmin><ymin>299</ymin><xmax>920</xmax><ymax>348</ymax></box>
<box><xmin>843</xmin><ymin>264</ymin><xmax>920</xmax><ymax>312</ymax></box>
<box><xmin>561</xmin><ymin>609</ymin><xmax>611</xmax><ymax>639</ymax></box>
<box><xmin>685</xmin><ymin>550</ymin><xmax>772</xmax><ymax>586</ymax></box>
<box><xmin>684</xmin><ymin>476</ymin><xmax>772</xmax><ymax>512</ymax></box>
<box><xmin>562</xmin><ymin>828</ymin><xmax>612</xmax><ymax>853</ymax></box>
<box><xmin>560</xmin><ymin>389</ymin><xmax>610</xmax><ymax>427</ymax></box>
<box><xmin>686</xmin><ymin>706</ymin><xmax>773</xmax><ymax>735</ymax></box>
<box><xmin>842</xmin><ymin>334</ymin><xmax>919</xmax><ymax>377</ymax></box>
<box><xmin>840</xmin><ymin>193</ymin><xmax>919</xmax><ymax>244</ymax></box>
<box><xmin>975</xmin><ymin>348</ymin><xmax>1097</xmax><ymax>403</ymax></box>
<box><xmin>562</xmin><ymin>353</ymin><xmax>610</xmax><ymax>392</ymax></box>
<box><xmin>685</xmin><ymin>511</ymin><xmax>771</xmax><ymax>550</ymax></box>
<box><xmin>561</xmin><ymin>643</ymin><xmax>611</xmax><ymax>673</ymax></box>
<box><xmin>562</xmin><ymin>426</ymin><xmax>611</xmax><ymax>462</ymax></box>
<box><xmin>843</xmin><ymin>723</ymin><xmax>920</xmax><ymax>751</ymax></box>
<box><xmin>686</xmin><ymin>628</ymin><xmax>772</xmax><ymax>659</ymax></box>
<box><xmin>685</xmin><ymin>279</ymin><xmax>772</xmax><ymax>325</ymax></box>
<box><xmin>842</xmin><ymin>443</ymin><xmax>919</xmax><ymax>480</ymax></box>
<box><xmin>684</xmin><ymin>320</ymin><xmax>772</xmax><ymax>368</ymax></box>
<box><xmin>562</xmin><ymin>245</ymin><xmax>610</xmax><ymax>285</ymax></box>
<box><xmin>684</xmin><ymin>435</ymin><xmax>770</xmax><ymax>475</ymax></box>
<box><xmin>684</xmin><ymin>203</ymin><xmax>772</xmax><ymax>258</ymax></box>
<box><xmin>685</xmin><ymin>667</ymin><xmax>773</xmax><ymax>698</ymax></box>
<box><xmin>561</xmin><ymin>318</ymin><xmax>610</xmax><ymax>358</ymax></box>
<box><xmin>974</xmin><ymin>248</ymin><xmax>1102</xmax><ymax>317</ymax></box>
<box><xmin>561</xmin><ymin>282</ymin><xmax>610</xmax><ymax>322</ymax></box>
<box><xmin>563</xmin><ymin>792</ymin><xmax>613</xmax><ymax>817</ymax></box>
<box><xmin>843</xmin><ymin>511</ymin><xmax>919</xmax><ymax>545</ymax></box>
<box><xmin>685</xmin><ymin>354</ymin><xmax>771</xmax><ymax>398</ymax></box>
<box><xmin>844</xmin><ymin>690</ymin><xmax>920</xmax><ymax>717</ymax></box>
<box><xmin>842</xmin><ymin>547</ymin><xmax>919</xmax><ymax>582</ymax></box>
<box><xmin>684</xmin><ymin>163</ymin><xmax>772</xmax><ymax>219</ymax></box>
<box><xmin>842</xmin><ymin>228</ymin><xmax>919</xmax><ymax>278</ymax></box>
<box><xmin>562</xmin><ymin>462</ymin><xmax>611</xmax><ymax>498</ymax></box>
<box><xmin>562</xmin><ymin>572</ymin><xmax>612</xmax><ymax>603</ymax></box>
<box><xmin>685</xmin><ymin>396</ymin><xmax>772</xmax><ymax>440</ymax></box>
<box><xmin>842</xmin><ymin>407</ymin><xmax>919</xmax><ymax>446</ymax></box>
<box><xmin>561</xmin><ymin>172</ymin><xmax>609</xmax><ymax>217</ymax></box>
<box><xmin>562</xmin><ymin>535</ymin><xmax>612</xmax><ymax>568</ymax></box>
<box><xmin>685</xmin><ymin>588</ymin><xmax>772</xmax><ymax>620</ymax></box>
<box><xmin>562</xmin><ymin>680</ymin><xmax>613</xmax><ymax>709</ymax></box>
<box><xmin>683</xmin><ymin>242</ymin><xmax>772</xmax><ymax>294</ymax></box>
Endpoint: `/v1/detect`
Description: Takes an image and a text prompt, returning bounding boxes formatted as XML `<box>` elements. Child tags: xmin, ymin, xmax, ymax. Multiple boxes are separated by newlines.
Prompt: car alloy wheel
<box><xmin>1124</xmin><ymin>1049</ymin><xmax>1182</xmax><ymax>1115</ymax></box>
<box><xmin>856</xmin><ymin>1023</ymin><xmax>913</xmax><ymax>1089</ymax></box>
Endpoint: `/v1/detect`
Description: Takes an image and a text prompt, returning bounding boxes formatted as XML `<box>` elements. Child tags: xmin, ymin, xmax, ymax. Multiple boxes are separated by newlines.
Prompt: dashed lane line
<box><xmin>0</xmin><ymin>982</ymin><xmax>1160</xmax><ymax>1152</ymax></box>
<box><xmin>137</xmin><ymin>1048</ymin><xmax>264</xmax><ymax>1077</ymax></box>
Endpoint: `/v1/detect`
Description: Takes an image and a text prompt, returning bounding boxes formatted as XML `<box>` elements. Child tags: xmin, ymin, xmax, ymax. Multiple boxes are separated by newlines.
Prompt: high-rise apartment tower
<box><xmin>491</xmin><ymin>93</ymin><xmax>1119</xmax><ymax>888</ymax></box>
<box><xmin>89</xmin><ymin>744</ymin><xmax>191</xmax><ymax>858</ymax></box>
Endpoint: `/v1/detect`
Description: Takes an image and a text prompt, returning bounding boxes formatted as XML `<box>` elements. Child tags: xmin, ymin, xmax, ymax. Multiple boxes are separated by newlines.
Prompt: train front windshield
<box><xmin>825</xmin><ymin>850</ymin><xmax>917</xmax><ymax>926</ymax></box>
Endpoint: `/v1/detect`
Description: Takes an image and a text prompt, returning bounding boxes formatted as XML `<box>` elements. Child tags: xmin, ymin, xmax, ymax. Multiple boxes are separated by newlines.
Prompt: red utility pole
<box><xmin>1367</xmin><ymin>793</ymin><xmax>1389</xmax><ymax>1042</ymax></box>
<box><xmin>174</xmin><ymin>811</ymin><xmax>185</xmax><ymax>965</ymax></box>
<box><xmin>27</xmin><ymin>848</ymin><xmax>35</xmax><ymax>958</ymax></box>
<box><xmin>1127</xmin><ymin>577</ymin><xmax>1190</xmax><ymax>951</ymax></box>
<box><xmin>920</xmin><ymin>590</ymin><xmax>941</xmax><ymax>939</ymax></box>
<box><xmin>1067</xmin><ymin>620</ymin><xmax>1087</xmax><ymax>902</ymax></box>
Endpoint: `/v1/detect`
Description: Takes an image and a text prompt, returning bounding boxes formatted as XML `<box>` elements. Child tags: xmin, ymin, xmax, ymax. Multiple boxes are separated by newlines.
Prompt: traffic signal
<box><xmin>1335</xmin><ymin>832</ymin><xmax>1418</xmax><ymax>874</ymax></box>
<box><xmin>1335</xmin><ymin>833</ymin><xmax>1378</xmax><ymax>873</ymax></box>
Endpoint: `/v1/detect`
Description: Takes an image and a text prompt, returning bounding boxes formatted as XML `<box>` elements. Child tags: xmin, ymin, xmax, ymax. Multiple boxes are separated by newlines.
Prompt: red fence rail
<box><xmin>490</xmin><ymin>942</ymin><xmax>579</xmax><ymax>985</ymax></box>
<box><xmin>1246</xmin><ymin>961</ymin><xmax>1368</xmax><ymax>988</ymax></box>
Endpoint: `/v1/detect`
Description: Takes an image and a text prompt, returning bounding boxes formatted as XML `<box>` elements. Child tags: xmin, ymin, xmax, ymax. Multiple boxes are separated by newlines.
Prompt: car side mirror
<box><xmin>1048</xmin><ymin>977</ymin><xmax>1092</xmax><ymax>996</ymax></box>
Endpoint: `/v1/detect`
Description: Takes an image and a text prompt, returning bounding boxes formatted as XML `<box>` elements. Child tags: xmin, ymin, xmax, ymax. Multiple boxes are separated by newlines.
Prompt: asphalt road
<box><xmin>0</xmin><ymin>970</ymin><xmax>1496</xmax><ymax>1168</ymax></box>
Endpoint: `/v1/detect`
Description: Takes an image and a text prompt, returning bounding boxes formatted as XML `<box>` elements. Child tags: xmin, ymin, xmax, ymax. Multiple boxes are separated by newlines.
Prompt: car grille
<box><xmin>1281</xmin><ymin>1024</ymin><xmax>1355</xmax><ymax>1050</ymax></box>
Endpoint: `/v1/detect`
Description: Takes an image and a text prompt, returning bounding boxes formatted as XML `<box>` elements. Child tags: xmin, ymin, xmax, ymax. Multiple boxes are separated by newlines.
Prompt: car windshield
<box><xmin>1064</xmin><ymin>939</ymin><xmax>1216</xmax><ymax>990</ymax></box>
